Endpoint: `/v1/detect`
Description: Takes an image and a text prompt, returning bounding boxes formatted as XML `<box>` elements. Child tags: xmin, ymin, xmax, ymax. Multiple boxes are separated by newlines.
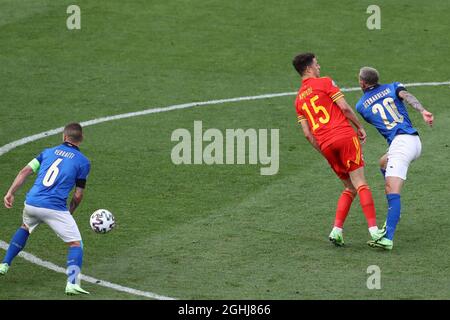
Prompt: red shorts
<box><xmin>321</xmin><ymin>136</ymin><xmax>364</xmax><ymax>180</ymax></box>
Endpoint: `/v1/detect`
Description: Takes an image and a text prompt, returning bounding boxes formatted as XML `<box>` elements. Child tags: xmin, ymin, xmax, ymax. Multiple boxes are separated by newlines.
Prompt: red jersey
<box><xmin>295</xmin><ymin>77</ymin><xmax>356</xmax><ymax>150</ymax></box>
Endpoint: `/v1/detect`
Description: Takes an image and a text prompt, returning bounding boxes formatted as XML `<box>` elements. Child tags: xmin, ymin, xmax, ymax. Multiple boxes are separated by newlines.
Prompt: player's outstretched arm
<box><xmin>335</xmin><ymin>98</ymin><xmax>367</xmax><ymax>144</ymax></box>
<box><xmin>69</xmin><ymin>187</ymin><xmax>84</xmax><ymax>214</ymax></box>
<box><xmin>299</xmin><ymin>120</ymin><xmax>321</xmax><ymax>152</ymax></box>
<box><xmin>398</xmin><ymin>91</ymin><xmax>434</xmax><ymax>127</ymax></box>
<box><xmin>4</xmin><ymin>165</ymin><xmax>34</xmax><ymax>208</ymax></box>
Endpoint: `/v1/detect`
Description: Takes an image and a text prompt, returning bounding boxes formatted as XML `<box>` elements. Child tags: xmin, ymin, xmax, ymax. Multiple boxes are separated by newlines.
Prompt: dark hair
<box><xmin>64</xmin><ymin>122</ymin><xmax>83</xmax><ymax>143</ymax></box>
<box><xmin>292</xmin><ymin>53</ymin><xmax>315</xmax><ymax>76</ymax></box>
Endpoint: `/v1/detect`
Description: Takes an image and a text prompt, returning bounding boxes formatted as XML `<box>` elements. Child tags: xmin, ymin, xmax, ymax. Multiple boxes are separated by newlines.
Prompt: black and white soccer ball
<box><xmin>89</xmin><ymin>209</ymin><xmax>116</xmax><ymax>233</ymax></box>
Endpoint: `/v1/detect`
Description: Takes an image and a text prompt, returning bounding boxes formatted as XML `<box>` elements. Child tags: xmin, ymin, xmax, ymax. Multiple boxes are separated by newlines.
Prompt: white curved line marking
<box><xmin>1</xmin><ymin>81</ymin><xmax>449</xmax><ymax>157</ymax></box>
<box><xmin>1</xmin><ymin>81</ymin><xmax>449</xmax><ymax>299</ymax></box>
<box><xmin>0</xmin><ymin>240</ymin><xmax>174</xmax><ymax>300</ymax></box>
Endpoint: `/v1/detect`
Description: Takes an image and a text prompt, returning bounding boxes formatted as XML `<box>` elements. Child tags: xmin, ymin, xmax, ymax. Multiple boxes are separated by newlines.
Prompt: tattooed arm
<box><xmin>398</xmin><ymin>90</ymin><xmax>434</xmax><ymax>127</ymax></box>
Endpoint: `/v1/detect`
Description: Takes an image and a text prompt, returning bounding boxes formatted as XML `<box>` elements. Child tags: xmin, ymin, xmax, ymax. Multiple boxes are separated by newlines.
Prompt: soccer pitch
<box><xmin>0</xmin><ymin>0</ymin><xmax>449</xmax><ymax>300</ymax></box>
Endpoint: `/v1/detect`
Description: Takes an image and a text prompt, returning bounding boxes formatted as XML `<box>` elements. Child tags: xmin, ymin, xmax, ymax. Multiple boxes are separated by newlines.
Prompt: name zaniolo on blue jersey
<box><xmin>356</xmin><ymin>82</ymin><xmax>418</xmax><ymax>145</ymax></box>
<box><xmin>26</xmin><ymin>142</ymin><xmax>91</xmax><ymax>211</ymax></box>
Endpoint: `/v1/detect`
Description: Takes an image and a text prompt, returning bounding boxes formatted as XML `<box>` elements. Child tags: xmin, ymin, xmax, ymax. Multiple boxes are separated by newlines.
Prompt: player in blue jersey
<box><xmin>0</xmin><ymin>123</ymin><xmax>91</xmax><ymax>295</ymax></box>
<box><xmin>356</xmin><ymin>67</ymin><xmax>434</xmax><ymax>250</ymax></box>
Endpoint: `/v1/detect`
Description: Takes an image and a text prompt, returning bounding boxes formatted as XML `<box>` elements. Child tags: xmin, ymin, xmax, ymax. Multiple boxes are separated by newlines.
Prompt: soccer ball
<box><xmin>89</xmin><ymin>209</ymin><xmax>116</xmax><ymax>233</ymax></box>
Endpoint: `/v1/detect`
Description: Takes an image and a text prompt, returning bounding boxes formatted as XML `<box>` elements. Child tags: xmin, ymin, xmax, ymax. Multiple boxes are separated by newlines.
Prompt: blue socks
<box><xmin>385</xmin><ymin>193</ymin><xmax>401</xmax><ymax>240</ymax></box>
<box><xmin>3</xmin><ymin>227</ymin><xmax>84</xmax><ymax>285</ymax></box>
<box><xmin>67</xmin><ymin>246</ymin><xmax>83</xmax><ymax>284</ymax></box>
<box><xmin>3</xmin><ymin>228</ymin><xmax>30</xmax><ymax>265</ymax></box>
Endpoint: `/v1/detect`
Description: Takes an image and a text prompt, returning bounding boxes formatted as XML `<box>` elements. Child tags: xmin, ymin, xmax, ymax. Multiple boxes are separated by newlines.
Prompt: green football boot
<box><xmin>65</xmin><ymin>282</ymin><xmax>90</xmax><ymax>295</ymax></box>
<box><xmin>367</xmin><ymin>237</ymin><xmax>393</xmax><ymax>250</ymax></box>
<box><xmin>370</xmin><ymin>227</ymin><xmax>386</xmax><ymax>241</ymax></box>
<box><xmin>0</xmin><ymin>263</ymin><xmax>9</xmax><ymax>275</ymax></box>
<box><xmin>329</xmin><ymin>228</ymin><xmax>344</xmax><ymax>247</ymax></box>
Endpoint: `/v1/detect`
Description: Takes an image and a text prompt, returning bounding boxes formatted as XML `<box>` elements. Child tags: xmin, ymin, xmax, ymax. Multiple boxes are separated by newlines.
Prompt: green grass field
<box><xmin>0</xmin><ymin>0</ymin><xmax>449</xmax><ymax>299</ymax></box>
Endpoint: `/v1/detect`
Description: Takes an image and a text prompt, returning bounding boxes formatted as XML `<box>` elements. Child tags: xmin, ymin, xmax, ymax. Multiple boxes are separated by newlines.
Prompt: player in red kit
<box><xmin>292</xmin><ymin>53</ymin><xmax>384</xmax><ymax>246</ymax></box>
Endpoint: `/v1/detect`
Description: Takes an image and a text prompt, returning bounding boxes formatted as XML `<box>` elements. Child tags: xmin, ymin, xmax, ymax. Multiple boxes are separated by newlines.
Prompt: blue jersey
<box><xmin>356</xmin><ymin>82</ymin><xmax>418</xmax><ymax>145</ymax></box>
<box><xmin>26</xmin><ymin>142</ymin><xmax>90</xmax><ymax>211</ymax></box>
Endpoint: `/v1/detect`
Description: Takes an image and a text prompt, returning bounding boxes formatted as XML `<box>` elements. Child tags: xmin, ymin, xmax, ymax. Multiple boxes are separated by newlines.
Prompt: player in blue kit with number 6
<box><xmin>356</xmin><ymin>67</ymin><xmax>434</xmax><ymax>250</ymax></box>
<box><xmin>0</xmin><ymin>123</ymin><xmax>91</xmax><ymax>295</ymax></box>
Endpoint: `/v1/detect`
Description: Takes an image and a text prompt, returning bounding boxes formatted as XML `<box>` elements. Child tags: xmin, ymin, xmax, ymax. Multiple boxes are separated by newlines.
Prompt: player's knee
<box><xmin>20</xmin><ymin>224</ymin><xmax>30</xmax><ymax>232</ymax></box>
<box><xmin>350</xmin><ymin>179</ymin><xmax>367</xmax><ymax>191</ymax></box>
<box><xmin>344</xmin><ymin>187</ymin><xmax>357</xmax><ymax>197</ymax></box>
<box><xmin>348</xmin><ymin>167</ymin><xmax>367</xmax><ymax>188</ymax></box>
<box><xmin>385</xmin><ymin>184</ymin><xmax>397</xmax><ymax>194</ymax></box>
<box><xmin>68</xmin><ymin>241</ymin><xmax>81</xmax><ymax>247</ymax></box>
<box><xmin>385</xmin><ymin>180</ymin><xmax>400</xmax><ymax>194</ymax></box>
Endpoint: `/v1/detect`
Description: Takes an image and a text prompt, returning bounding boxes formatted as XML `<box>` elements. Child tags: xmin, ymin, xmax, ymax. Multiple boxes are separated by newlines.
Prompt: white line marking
<box><xmin>1</xmin><ymin>81</ymin><xmax>448</xmax><ymax>157</ymax></box>
<box><xmin>0</xmin><ymin>80</ymin><xmax>448</xmax><ymax>299</ymax></box>
<box><xmin>0</xmin><ymin>240</ymin><xmax>174</xmax><ymax>300</ymax></box>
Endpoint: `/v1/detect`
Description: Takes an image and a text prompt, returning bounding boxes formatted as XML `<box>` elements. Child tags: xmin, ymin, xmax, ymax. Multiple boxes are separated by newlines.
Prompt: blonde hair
<box><xmin>359</xmin><ymin>67</ymin><xmax>379</xmax><ymax>85</ymax></box>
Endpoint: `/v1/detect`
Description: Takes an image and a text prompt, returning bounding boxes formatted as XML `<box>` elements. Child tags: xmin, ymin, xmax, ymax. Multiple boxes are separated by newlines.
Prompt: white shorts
<box><xmin>23</xmin><ymin>204</ymin><xmax>82</xmax><ymax>243</ymax></box>
<box><xmin>385</xmin><ymin>134</ymin><xmax>422</xmax><ymax>180</ymax></box>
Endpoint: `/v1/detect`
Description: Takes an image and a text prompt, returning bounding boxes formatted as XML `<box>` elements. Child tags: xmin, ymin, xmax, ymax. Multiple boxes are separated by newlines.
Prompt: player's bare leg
<box><xmin>348</xmin><ymin>167</ymin><xmax>384</xmax><ymax>241</ymax></box>
<box><xmin>0</xmin><ymin>224</ymin><xmax>30</xmax><ymax>275</ymax></box>
<box><xmin>385</xmin><ymin>176</ymin><xmax>404</xmax><ymax>194</ymax></box>
<box><xmin>329</xmin><ymin>179</ymin><xmax>356</xmax><ymax>246</ymax></box>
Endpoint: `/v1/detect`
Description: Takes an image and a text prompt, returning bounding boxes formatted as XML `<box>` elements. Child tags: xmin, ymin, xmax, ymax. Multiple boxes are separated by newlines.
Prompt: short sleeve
<box><xmin>355</xmin><ymin>101</ymin><xmax>363</xmax><ymax>115</ymax></box>
<box><xmin>393</xmin><ymin>82</ymin><xmax>407</xmax><ymax>99</ymax></box>
<box><xmin>36</xmin><ymin>151</ymin><xmax>44</xmax><ymax>163</ymax></box>
<box><xmin>28</xmin><ymin>158</ymin><xmax>41</xmax><ymax>173</ymax></box>
<box><xmin>295</xmin><ymin>96</ymin><xmax>307</xmax><ymax>123</ymax></box>
<box><xmin>325</xmin><ymin>77</ymin><xmax>344</xmax><ymax>102</ymax></box>
<box><xmin>77</xmin><ymin>161</ymin><xmax>91</xmax><ymax>180</ymax></box>
<box><xmin>28</xmin><ymin>151</ymin><xmax>44</xmax><ymax>173</ymax></box>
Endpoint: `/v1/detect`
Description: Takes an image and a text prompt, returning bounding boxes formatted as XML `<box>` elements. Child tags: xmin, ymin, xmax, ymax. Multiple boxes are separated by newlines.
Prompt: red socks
<box><xmin>334</xmin><ymin>185</ymin><xmax>377</xmax><ymax>229</ymax></box>
<box><xmin>334</xmin><ymin>190</ymin><xmax>355</xmax><ymax>228</ymax></box>
<box><xmin>357</xmin><ymin>185</ymin><xmax>377</xmax><ymax>228</ymax></box>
